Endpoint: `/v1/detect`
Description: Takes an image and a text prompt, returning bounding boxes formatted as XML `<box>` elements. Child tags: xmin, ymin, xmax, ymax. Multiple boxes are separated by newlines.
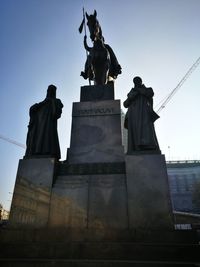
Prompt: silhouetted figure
<box><xmin>81</xmin><ymin>36</ymin><xmax>110</xmax><ymax>85</ymax></box>
<box><xmin>80</xmin><ymin>10</ymin><xmax>121</xmax><ymax>84</ymax></box>
<box><xmin>25</xmin><ymin>85</ymin><xmax>63</xmax><ymax>159</ymax></box>
<box><xmin>123</xmin><ymin>77</ymin><xmax>160</xmax><ymax>153</ymax></box>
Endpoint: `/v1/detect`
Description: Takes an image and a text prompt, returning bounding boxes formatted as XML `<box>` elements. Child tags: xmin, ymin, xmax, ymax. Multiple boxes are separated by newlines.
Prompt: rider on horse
<box><xmin>80</xmin><ymin>10</ymin><xmax>122</xmax><ymax>85</ymax></box>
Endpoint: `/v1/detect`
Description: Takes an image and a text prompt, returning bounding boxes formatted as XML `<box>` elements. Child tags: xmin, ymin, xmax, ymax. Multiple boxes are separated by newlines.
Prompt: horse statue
<box><xmin>80</xmin><ymin>10</ymin><xmax>121</xmax><ymax>85</ymax></box>
<box><xmin>81</xmin><ymin>35</ymin><xmax>110</xmax><ymax>85</ymax></box>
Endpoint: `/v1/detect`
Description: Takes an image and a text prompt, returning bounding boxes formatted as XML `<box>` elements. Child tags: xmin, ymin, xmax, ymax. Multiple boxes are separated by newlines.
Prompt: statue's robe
<box><xmin>82</xmin><ymin>39</ymin><xmax>121</xmax><ymax>82</ymax></box>
<box><xmin>124</xmin><ymin>86</ymin><xmax>159</xmax><ymax>153</ymax></box>
<box><xmin>105</xmin><ymin>44</ymin><xmax>121</xmax><ymax>79</ymax></box>
<box><xmin>25</xmin><ymin>97</ymin><xmax>63</xmax><ymax>159</ymax></box>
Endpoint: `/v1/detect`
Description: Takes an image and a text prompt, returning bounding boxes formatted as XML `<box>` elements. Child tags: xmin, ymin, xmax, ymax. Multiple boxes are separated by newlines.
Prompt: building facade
<box><xmin>167</xmin><ymin>160</ymin><xmax>200</xmax><ymax>214</ymax></box>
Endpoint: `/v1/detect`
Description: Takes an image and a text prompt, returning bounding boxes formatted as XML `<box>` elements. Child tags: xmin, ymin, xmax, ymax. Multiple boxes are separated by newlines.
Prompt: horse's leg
<box><xmin>101</xmin><ymin>60</ymin><xmax>110</xmax><ymax>84</ymax></box>
<box><xmin>94</xmin><ymin>64</ymin><xmax>108</xmax><ymax>85</ymax></box>
<box><xmin>101</xmin><ymin>65</ymin><xmax>108</xmax><ymax>84</ymax></box>
<box><xmin>88</xmin><ymin>64</ymin><xmax>94</xmax><ymax>81</ymax></box>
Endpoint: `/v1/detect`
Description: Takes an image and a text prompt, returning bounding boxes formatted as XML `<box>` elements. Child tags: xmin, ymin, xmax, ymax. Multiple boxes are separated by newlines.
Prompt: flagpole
<box><xmin>82</xmin><ymin>7</ymin><xmax>87</xmax><ymax>38</ymax></box>
<box><xmin>82</xmin><ymin>8</ymin><xmax>88</xmax><ymax>59</ymax></box>
<box><xmin>82</xmin><ymin>7</ymin><xmax>91</xmax><ymax>85</ymax></box>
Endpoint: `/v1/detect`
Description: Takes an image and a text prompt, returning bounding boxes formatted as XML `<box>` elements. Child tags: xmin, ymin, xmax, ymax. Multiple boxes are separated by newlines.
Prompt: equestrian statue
<box><xmin>79</xmin><ymin>10</ymin><xmax>122</xmax><ymax>85</ymax></box>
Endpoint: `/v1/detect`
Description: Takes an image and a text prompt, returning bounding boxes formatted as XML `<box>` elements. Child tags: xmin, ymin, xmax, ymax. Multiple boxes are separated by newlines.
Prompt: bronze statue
<box><xmin>81</xmin><ymin>35</ymin><xmax>110</xmax><ymax>85</ymax></box>
<box><xmin>25</xmin><ymin>85</ymin><xmax>63</xmax><ymax>159</ymax></box>
<box><xmin>123</xmin><ymin>77</ymin><xmax>160</xmax><ymax>153</ymax></box>
<box><xmin>80</xmin><ymin>10</ymin><xmax>121</xmax><ymax>85</ymax></box>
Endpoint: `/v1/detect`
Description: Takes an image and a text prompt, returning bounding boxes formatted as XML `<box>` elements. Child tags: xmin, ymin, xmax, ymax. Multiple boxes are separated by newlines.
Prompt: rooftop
<box><xmin>166</xmin><ymin>160</ymin><xmax>200</xmax><ymax>168</ymax></box>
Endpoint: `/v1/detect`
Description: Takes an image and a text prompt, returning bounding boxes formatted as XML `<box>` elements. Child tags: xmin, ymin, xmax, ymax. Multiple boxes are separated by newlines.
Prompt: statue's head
<box><xmin>47</xmin><ymin>84</ymin><xmax>57</xmax><ymax>98</ymax></box>
<box><xmin>133</xmin><ymin>76</ymin><xmax>142</xmax><ymax>86</ymax></box>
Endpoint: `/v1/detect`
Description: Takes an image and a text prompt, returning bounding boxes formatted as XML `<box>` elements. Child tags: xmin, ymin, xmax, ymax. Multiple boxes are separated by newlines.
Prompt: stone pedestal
<box><xmin>48</xmin><ymin>173</ymin><xmax>128</xmax><ymax>231</ymax></box>
<box><xmin>49</xmin><ymin>175</ymin><xmax>88</xmax><ymax>228</ymax></box>
<box><xmin>80</xmin><ymin>83</ymin><xmax>114</xmax><ymax>102</ymax></box>
<box><xmin>67</xmin><ymin>84</ymin><xmax>124</xmax><ymax>164</ymax></box>
<box><xmin>9</xmin><ymin>158</ymin><xmax>56</xmax><ymax>228</ymax></box>
<box><xmin>67</xmin><ymin>100</ymin><xmax>124</xmax><ymax>163</ymax></box>
<box><xmin>125</xmin><ymin>154</ymin><xmax>174</xmax><ymax>230</ymax></box>
<box><xmin>9</xmin><ymin>84</ymin><xmax>174</xmax><ymax>235</ymax></box>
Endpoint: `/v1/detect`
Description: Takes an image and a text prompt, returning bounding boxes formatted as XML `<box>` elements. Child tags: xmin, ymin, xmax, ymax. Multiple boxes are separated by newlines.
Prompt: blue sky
<box><xmin>0</xmin><ymin>0</ymin><xmax>200</xmax><ymax>210</ymax></box>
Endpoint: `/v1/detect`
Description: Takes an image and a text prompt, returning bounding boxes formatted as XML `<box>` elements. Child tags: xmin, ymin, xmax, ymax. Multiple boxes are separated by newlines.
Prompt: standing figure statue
<box><xmin>80</xmin><ymin>10</ymin><xmax>121</xmax><ymax>85</ymax></box>
<box><xmin>25</xmin><ymin>85</ymin><xmax>63</xmax><ymax>159</ymax></box>
<box><xmin>123</xmin><ymin>76</ymin><xmax>160</xmax><ymax>153</ymax></box>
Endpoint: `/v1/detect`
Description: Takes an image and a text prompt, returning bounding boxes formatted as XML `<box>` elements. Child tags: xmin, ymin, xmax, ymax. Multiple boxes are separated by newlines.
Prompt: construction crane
<box><xmin>0</xmin><ymin>134</ymin><xmax>25</xmax><ymax>149</ymax></box>
<box><xmin>156</xmin><ymin>56</ymin><xmax>200</xmax><ymax>114</ymax></box>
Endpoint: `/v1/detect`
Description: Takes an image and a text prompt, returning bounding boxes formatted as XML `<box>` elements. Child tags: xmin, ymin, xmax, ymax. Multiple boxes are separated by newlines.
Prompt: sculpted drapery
<box><xmin>25</xmin><ymin>85</ymin><xmax>63</xmax><ymax>159</ymax></box>
<box><xmin>123</xmin><ymin>77</ymin><xmax>160</xmax><ymax>153</ymax></box>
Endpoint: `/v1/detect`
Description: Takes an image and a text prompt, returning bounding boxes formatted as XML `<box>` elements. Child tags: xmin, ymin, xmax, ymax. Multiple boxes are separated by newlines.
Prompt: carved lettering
<box><xmin>74</xmin><ymin>107</ymin><xmax>116</xmax><ymax>117</ymax></box>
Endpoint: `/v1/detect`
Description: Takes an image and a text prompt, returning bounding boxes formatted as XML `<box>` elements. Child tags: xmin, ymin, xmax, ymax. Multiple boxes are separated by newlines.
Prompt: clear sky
<box><xmin>0</xmin><ymin>0</ymin><xmax>199</xmax><ymax>210</ymax></box>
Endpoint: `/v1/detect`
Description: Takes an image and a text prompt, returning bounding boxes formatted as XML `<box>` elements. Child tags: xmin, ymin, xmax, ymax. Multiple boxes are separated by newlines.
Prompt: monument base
<box><xmin>9</xmin><ymin>158</ymin><xmax>56</xmax><ymax>228</ymax></box>
<box><xmin>9</xmin><ymin>153</ymin><xmax>174</xmax><ymax>232</ymax></box>
<box><xmin>126</xmin><ymin>154</ymin><xmax>174</xmax><ymax>230</ymax></box>
<box><xmin>48</xmin><ymin>173</ymin><xmax>128</xmax><ymax>231</ymax></box>
<box><xmin>0</xmin><ymin>227</ymin><xmax>199</xmax><ymax>266</ymax></box>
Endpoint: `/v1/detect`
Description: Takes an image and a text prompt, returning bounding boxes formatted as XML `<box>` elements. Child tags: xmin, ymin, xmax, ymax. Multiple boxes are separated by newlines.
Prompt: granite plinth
<box><xmin>48</xmin><ymin>174</ymin><xmax>128</xmax><ymax>231</ymax></box>
<box><xmin>49</xmin><ymin>175</ymin><xmax>88</xmax><ymax>228</ymax></box>
<box><xmin>0</xmin><ymin>236</ymin><xmax>199</xmax><ymax>263</ymax></box>
<box><xmin>67</xmin><ymin>99</ymin><xmax>124</xmax><ymax>164</ymax></box>
<box><xmin>67</xmin><ymin>146</ymin><xmax>124</xmax><ymax>164</ymax></box>
<box><xmin>125</xmin><ymin>154</ymin><xmax>174</xmax><ymax>230</ymax></box>
<box><xmin>80</xmin><ymin>83</ymin><xmax>114</xmax><ymax>102</ymax></box>
<box><xmin>88</xmin><ymin>174</ymin><xmax>128</xmax><ymax>230</ymax></box>
<box><xmin>9</xmin><ymin>158</ymin><xmax>56</xmax><ymax>228</ymax></box>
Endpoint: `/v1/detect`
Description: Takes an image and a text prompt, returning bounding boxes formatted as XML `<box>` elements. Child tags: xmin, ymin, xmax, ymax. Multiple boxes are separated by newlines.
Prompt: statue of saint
<box><xmin>123</xmin><ymin>77</ymin><xmax>160</xmax><ymax>153</ymax></box>
<box><xmin>81</xmin><ymin>36</ymin><xmax>110</xmax><ymax>85</ymax></box>
<box><xmin>79</xmin><ymin>10</ymin><xmax>121</xmax><ymax>85</ymax></box>
<box><xmin>25</xmin><ymin>85</ymin><xmax>63</xmax><ymax>159</ymax></box>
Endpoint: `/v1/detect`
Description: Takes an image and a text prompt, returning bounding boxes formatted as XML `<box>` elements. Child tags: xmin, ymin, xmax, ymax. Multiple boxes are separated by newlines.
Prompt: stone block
<box><xmin>67</xmin><ymin>146</ymin><xmax>124</xmax><ymax>164</ymax></box>
<box><xmin>48</xmin><ymin>174</ymin><xmax>128</xmax><ymax>232</ymax></box>
<box><xmin>80</xmin><ymin>83</ymin><xmax>114</xmax><ymax>102</ymax></box>
<box><xmin>67</xmin><ymin>100</ymin><xmax>124</xmax><ymax>163</ymax></box>
<box><xmin>70</xmin><ymin>100</ymin><xmax>121</xmax><ymax>147</ymax></box>
<box><xmin>9</xmin><ymin>158</ymin><xmax>55</xmax><ymax>228</ymax></box>
<box><xmin>88</xmin><ymin>174</ymin><xmax>128</xmax><ymax>230</ymax></box>
<box><xmin>48</xmin><ymin>175</ymin><xmax>88</xmax><ymax>228</ymax></box>
<box><xmin>125</xmin><ymin>154</ymin><xmax>174</xmax><ymax>230</ymax></box>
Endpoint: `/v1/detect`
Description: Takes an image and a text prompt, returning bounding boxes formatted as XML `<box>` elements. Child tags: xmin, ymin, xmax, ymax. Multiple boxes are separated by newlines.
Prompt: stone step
<box><xmin>1</xmin><ymin>229</ymin><xmax>198</xmax><ymax>244</ymax></box>
<box><xmin>0</xmin><ymin>242</ymin><xmax>199</xmax><ymax>263</ymax></box>
<box><xmin>0</xmin><ymin>258</ymin><xmax>198</xmax><ymax>267</ymax></box>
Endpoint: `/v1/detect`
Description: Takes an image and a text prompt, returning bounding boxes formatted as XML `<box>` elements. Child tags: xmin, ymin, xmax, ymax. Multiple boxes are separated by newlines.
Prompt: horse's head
<box><xmin>86</xmin><ymin>10</ymin><xmax>102</xmax><ymax>41</ymax></box>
